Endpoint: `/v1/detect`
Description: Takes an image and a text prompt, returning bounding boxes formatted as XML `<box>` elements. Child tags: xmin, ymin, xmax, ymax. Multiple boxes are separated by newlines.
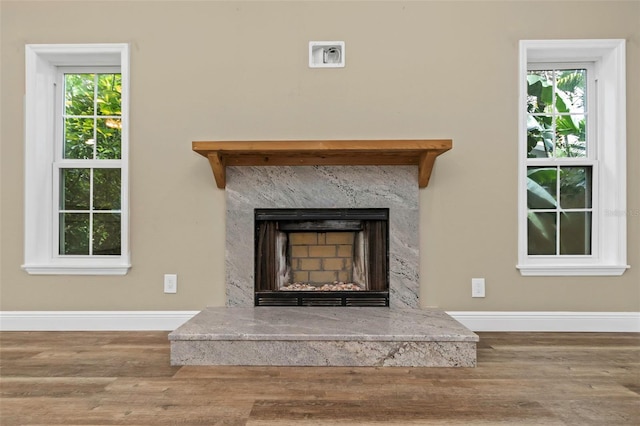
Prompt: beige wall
<box><xmin>1</xmin><ymin>1</ymin><xmax>638</xmax><ymax>312</ymax></box>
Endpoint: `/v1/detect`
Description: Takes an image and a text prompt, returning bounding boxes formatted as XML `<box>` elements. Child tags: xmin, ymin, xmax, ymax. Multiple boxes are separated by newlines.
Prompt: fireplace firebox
<box><xmin>254</xmin><ymin>208</ymin><xmax>389</xmax><ymax>306</ymax></box>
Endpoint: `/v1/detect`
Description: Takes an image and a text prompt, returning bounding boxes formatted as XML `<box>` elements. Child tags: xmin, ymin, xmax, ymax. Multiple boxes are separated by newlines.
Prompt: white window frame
<box><xmin>517</xmin><ymin>39</ymin><xmax>628</xmax><ymax>276</ymax></box>
<box><xmin>23</xmin><ymin>44</ymin><xmax>130</xmax><ymax>275</ymax></box>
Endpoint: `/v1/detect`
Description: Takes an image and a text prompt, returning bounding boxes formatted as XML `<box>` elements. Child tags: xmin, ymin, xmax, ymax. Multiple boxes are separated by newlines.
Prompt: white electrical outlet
<box><xmin>471</xmin><ymin>278</ymin><xmax>485</xmax><ymax>298</ymax></box>
<box><xmin>164</xmin><ymin>274</ymin><xmax>177</xmax><ymax>294</ymax></box>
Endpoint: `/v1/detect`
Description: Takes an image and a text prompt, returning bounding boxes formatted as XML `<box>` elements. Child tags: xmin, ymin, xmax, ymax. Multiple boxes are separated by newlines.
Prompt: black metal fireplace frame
<box><xmin>254</xmin><ymin>208</ymin><xmax>390</xmax><ymax>307</ymax></box>
<box><xmin>255</xmin><ymin>290</ymin><xmax>389</xmax><ymax>306</ymax></box>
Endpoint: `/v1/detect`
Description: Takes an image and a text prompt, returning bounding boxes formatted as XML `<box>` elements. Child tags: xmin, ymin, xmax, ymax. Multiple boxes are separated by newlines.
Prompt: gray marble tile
<box><xmin>169</xmin><ymin>307</ymin><xmax>478</xmax><ymax>367</ymax></box>
<box><xmin>171</xmin><ymin>340</ymin><xmax>477</xmax><ymax>367</ymax></box>
<box><xmin>225</xmin><ymin>165</ymin><xmax>420</xmax><ymax>308</ymax></box>
<box><xmin>225</xmin><ymin>209</ymin><xmax>254</xmax><ymax>306</ymax></box>
<box><xmin>169</xmin><ymin>307</ymin><xmax>478</xmax><ymax>342</ymax></box>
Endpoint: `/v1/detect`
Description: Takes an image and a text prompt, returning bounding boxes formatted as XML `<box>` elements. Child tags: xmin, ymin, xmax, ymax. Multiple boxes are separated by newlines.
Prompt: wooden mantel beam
<box><xmin>192</xmin><ymin>139</ymin><xmax>452</xmax><ymax>189</ymax></box>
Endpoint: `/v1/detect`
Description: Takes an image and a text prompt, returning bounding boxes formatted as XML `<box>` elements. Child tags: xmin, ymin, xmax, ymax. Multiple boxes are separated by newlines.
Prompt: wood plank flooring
<box><xmin>1</xmin><ymin>332</ymin><xmax>638</xmax><ymax>425</ymax></box>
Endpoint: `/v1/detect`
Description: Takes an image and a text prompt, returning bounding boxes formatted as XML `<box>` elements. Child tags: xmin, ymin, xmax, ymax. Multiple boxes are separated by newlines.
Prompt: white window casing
<box><xmin>23</xmin><ymin>44</ymin><xmax>130</xmax><ymax>275</ymax></box>
<box><xmin>517</xmin><ymin>39</ymin><xmax>628</xmax><ymax>276</ymax></box>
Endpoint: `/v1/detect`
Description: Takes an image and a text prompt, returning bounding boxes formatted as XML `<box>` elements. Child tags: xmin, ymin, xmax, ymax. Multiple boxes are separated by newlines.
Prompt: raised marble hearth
<box><xmin>169</xmin><ymin>307</ymin><xmax>478</xmax><ymax>367</ymax></box>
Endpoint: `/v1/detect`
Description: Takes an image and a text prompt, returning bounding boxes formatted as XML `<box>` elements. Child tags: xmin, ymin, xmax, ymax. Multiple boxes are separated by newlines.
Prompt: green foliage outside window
<box><xmin>59</xmin><ymin>73</ymin><xmax>122</xmax><ymax>256</ymax></box>
<box><xmin>64</xmin><ymin>73</ymin><xmax>122</xmax><ymax>160</ymax></box>
<box><xmin>527</xmin><ymin>166</ymin><xmax>592</xmax><ymax>255</ymax></box>
<box><xmin>526</xmin><ymin>69</ymin><xmax>592</xmax><ymax>256</ymax></box>
<box><xmin>526</xmin><ymin>69</ymin><xmax>586</xmax><ymax>158</ymax></box>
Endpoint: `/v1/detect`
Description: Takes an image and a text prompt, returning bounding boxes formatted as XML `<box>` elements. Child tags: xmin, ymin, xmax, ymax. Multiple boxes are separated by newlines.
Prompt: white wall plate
<box><xmin>309</xmin><ymin>41</ymin><xmax>345</xmax><ymax>68</ymax></box>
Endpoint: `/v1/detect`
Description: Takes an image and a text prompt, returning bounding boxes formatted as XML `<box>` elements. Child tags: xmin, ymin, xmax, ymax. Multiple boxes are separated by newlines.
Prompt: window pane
<box><xmin>97</xmin><ymin>74</ymin><xmax>122</xmax><ymax>116</ymax></box>
<box><xmin>527</xmin><ymin>167</ymin><xmax>557</xmax><ymax>209</ymax></box>
<box><xmin>556</xmin><ymin>69</ymin><xmax>586</xmax><ymax>114</ymax></box>
<box><xmin>93</xmin><ymin>213</ymin><xmax>121</xmax><ymax>255</ymax></box>
<box><xmin>60</xmin><ymin>168</ymin><xmax>90</xmax><ymax>210</ymax></box>
<box><xmin>528</xmin><ymin>212</ymin><xmax>556</xmax><ymax>255</ymax></box>
<box><xmin>560</xmin><ymin>167</ymin><xmax>592</xmax><ymax>209</ymax></box>
<box><xmin>65</xmin><ymin>74</ymin><xmax>94</xmax><ymax>116</ymax></box>
<box><xmin>560</xmin><ymin>212</ymin><xmax>592</xmax><ymax>255</ymax></box>
<box><xmin>94</xmin><ymin>169</ymin><xmax>121</xmax><ymax>210</ymax></box>
<box><xmin>60</xmin><ymin>213</ymin><xmax>90</xmax><ymax>255</ymax></box>
<box><xmin>526</xmin><ymin>68</ymin><xmax>588</xmax><ymax>159</ymax></box>
<box><xmin>555</xmin><ymin>114</ymin><xmax>586</xmax><ymax>158</ymax></box>
<box><xmin>527</xmin><ymin>115</ymin><xmax>553</xmax><ymax>158</ymax></box>
<box><xmin>64</xmin><ymin>117</ymin><xmax>94</xmax><ymax>159</ymax></box>
<box><xmin>527</xmin><ymin>71</ymin><xmax>553</xmax><ymax>113</ymax></box>
<box><xmin>96</xmin><ymin>118</ymin><xmax>121</xmax><ymax>159</ymax></box>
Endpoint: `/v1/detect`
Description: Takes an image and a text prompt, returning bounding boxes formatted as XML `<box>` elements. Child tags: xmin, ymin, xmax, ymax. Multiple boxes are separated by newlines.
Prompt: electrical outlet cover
<box><xmin>471</xmin><ymin>278</ymin><xmax>485</xmax><ymax>298</ymax></box>
<box><xmin>164</xmin><ymin>274</ymin><xmax>177</xmax><ymax>294</ymax></box>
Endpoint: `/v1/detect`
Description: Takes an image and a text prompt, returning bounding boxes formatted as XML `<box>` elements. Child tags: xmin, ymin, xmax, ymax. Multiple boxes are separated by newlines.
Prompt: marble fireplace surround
<box><xmin>169</xmin><ymin>139</ymin><xmax>478</xmax><ymax>367</ymax></box>
<box><xmin>226</xmin><ymin>164</ymin><xmax>420</xmax><ymax>308</ymax></box>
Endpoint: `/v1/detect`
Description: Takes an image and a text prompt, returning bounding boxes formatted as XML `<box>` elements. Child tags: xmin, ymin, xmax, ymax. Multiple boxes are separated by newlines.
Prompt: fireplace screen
<box><xmin>254</xmin><ymin>208</ymin><xmax>389</xmax><ymax>306</ymax></box>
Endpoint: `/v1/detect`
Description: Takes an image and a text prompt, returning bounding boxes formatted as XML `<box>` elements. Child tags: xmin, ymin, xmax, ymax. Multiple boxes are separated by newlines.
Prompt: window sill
<box><xmin>22</xmin><ymin>263</ymin><xmax>131</xmax><ymax>275</ymax></box>
<box><xmin>517</xmin><ymin>264</ymin><xmax>630</xmax><ymax>276</ymax></box>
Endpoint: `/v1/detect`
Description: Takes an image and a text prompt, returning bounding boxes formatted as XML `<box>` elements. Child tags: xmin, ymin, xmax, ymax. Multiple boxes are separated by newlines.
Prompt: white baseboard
<box><xmin>0</xmin><ymin>310</ymin><xmax>638</xmax><ymax>332</ymax></box>
<box><xmin>0</xmin><ymin>311</ymin><xmax>200</xmax><ymax>331</ymax></box>
<box><xmin>448</xmin><ymin>311</ymin><xmax>640</xmax><ymax>332</ymax></box>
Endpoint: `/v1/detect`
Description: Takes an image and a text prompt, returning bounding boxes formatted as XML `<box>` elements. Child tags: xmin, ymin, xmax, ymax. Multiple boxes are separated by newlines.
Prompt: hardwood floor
<box><xmin>1</xmin><ymin>332</ymin><xmax>638</xmax><ymax>425</ymax></box>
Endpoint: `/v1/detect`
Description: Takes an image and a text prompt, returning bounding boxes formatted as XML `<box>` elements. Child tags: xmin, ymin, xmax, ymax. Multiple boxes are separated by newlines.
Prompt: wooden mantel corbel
<box><xmin>192</xmin><ymin>139</ymin><xmax>452</xmax><ymax>189</ymax></box>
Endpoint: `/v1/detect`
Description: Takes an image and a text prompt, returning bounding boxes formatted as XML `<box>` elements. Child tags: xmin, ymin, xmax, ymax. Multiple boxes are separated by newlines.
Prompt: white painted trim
<box><xmin>1</xmin><ymin>311</ymin><xmax>638</xmax><ymax>333</ymax></box>
<box><xmin>448</xmin><ymin>311</ymin><xmax>640</xmax><ymax>332</ymax></box>
<box><xmin>0</xmin><ymin>311</ymin><xmax>199</xmax><ymax>331</ymax></box>
<box><xmin>23</xmin><ymin>43</ymin><xmax>131</xmax><ymax>275</ymax></box>
<box><xmin>22</xmin><ymin>264</ymin><xmax>131</xmax><ymax>275</ymax></box>
<box><xmin>516</xmin><ymin>264</ymin><xmax>629</xmax><ymax>276</ymax></box>
<box><xmin>517</xmin><ymin>39</ymin><xmax>628</xmax><ymax>276</ymax></box>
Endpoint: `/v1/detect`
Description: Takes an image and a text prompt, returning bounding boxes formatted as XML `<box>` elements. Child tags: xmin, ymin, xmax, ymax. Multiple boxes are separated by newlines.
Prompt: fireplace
<box><xmin>254</xmin><ymin>208</ymin><xmax>389</xmax><ymax>306</ymax></box>
<box><xmin>171</xmin><ymin>140</ymin><xmax>478</xmax><ymax>368</ymax></box>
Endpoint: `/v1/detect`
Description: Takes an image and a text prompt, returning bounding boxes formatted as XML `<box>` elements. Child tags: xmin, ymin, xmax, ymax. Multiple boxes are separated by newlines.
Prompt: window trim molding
<box><xmin>517</xmin><ymin>39</ymin><xmax>629</xmax><ymax>276</ymax></box>
<box><xmin>23</xmin><ymin>43</ymin><xmax>130</xmax><ymax>275</ymax></box>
